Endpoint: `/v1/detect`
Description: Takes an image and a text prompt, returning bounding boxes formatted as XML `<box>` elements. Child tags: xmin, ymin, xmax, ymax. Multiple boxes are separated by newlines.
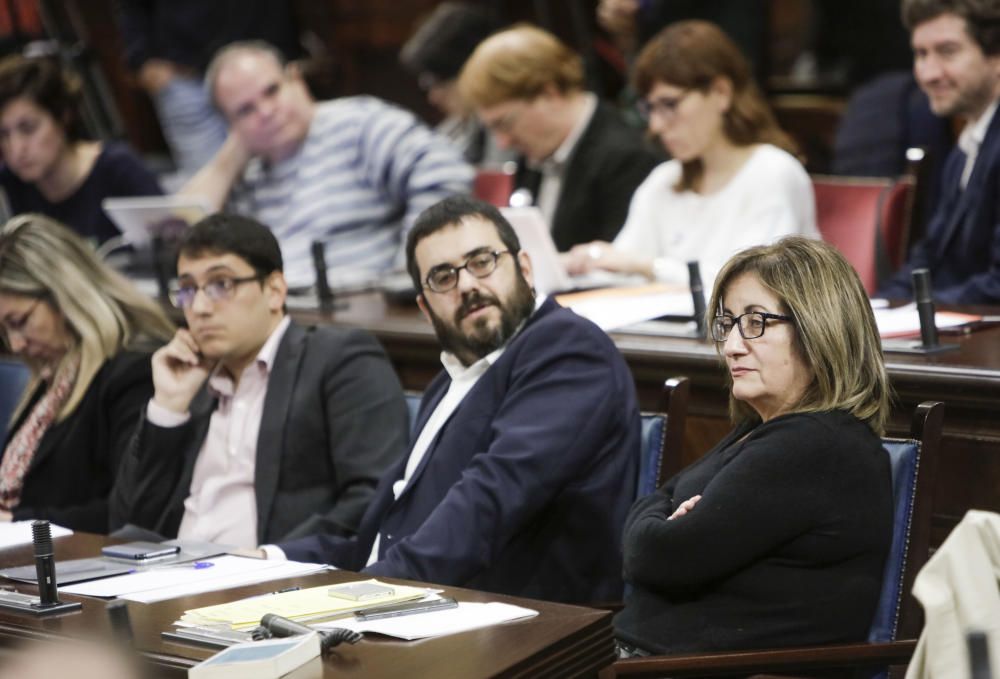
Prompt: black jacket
<box><xmin>8</xmin><ymin>350</ymin><xmax>153</xmax><ymax>532</ymax></box>
<box><xmin>515</xmin><ymin>101</ymin><xmax>664</xmax><ymax>251</ymax></box>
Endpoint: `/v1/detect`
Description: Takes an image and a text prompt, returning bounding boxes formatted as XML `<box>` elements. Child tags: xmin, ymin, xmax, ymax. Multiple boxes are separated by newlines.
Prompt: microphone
<box><xmin>257</xmin><ymin>613</ymin><xmax>362</xmax><ymax>653</ymax></box>
<box><xmin>968</xmin><ymin>630</ymin><xmax>993</xmax><ymax>679</ymax></box>
<box><xmin>311</xmin><ymin>240</ymin><xmax>335</xmax><ymax>308</ymax></box>
<box><xmin>151</xmin><ymin>236</ymin><xmax>171</xmax><ymax>302</ymax></box>
<box><xmin>687</xmin><ymin>261</ymin><xmax>707</xmax><ymax>339</ymax></box>
<box><xmin>32</xmin><ymin>520</ymin><xmax>59</xmax><ymax>607</ymax></box>
<box><xmin>912</xmin><ymin>268</ymin><xmax>939</xmax><ymax>349</ymax></box>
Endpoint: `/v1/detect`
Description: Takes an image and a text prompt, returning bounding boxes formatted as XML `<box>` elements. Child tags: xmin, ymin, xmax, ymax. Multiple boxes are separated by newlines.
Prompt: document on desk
<box><xmin>180</xmin><ymin>579</ymin><xmax>429</xmax><ymax>629</ymax></box>
<box><xmin>316</xmin><ymin>601</ymin><xmax>539</xmax><ymax>641</ymax></box>
<box><xmin>60</xmin><ymin>555</ymin><xmax>326</xmax><ymax>603</ymax></box>
<box><xmin>556</xmin><ymin>284</ymin><xmax>694</xmax><ymax>331</ymax></box>
<box><xmin>0</xmin><ymin>521</ymin><xmax>71</xmax><ymax>549</ymax></box>
<box><xmin>873</xmin><ymin>303</ymin><xmax>981</xmax><ymax>338</ymax></box>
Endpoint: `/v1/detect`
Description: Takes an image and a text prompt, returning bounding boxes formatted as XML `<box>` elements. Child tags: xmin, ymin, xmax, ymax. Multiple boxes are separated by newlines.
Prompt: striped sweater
<box><xmin>229</xmin><ymin>96</ymin><xmax>474</xmax><ymax>286</ymax></box>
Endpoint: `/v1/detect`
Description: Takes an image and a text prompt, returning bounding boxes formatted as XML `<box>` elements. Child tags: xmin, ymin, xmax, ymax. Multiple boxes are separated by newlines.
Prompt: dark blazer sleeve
<box><xmin>551</xmin><ymin>104</ymin><xmax>663</xmax><ymax>250</ymax></box>
<box><xmin>277</xmin><ymin>328</ymin><xmax>408</xmax><ymax>540</ymax></box>
<box><xmin>364</xmin><ymin>325</ymin><xmax>632</xmax><ymax>585</ymax></box>
<box><xmin>623</xmin><ymin>415</ymin><xmax>857</xmax><ymax>595</ymax></box>
<box><xmin>14</xmin><ymin>351</ymin><xmax>153</xmax><ymax>531</ymax></box>
<box><xmin>877</xmin><ymin>149</ymin><xmax>963</xmax><ymax>300</ymax></box>
<box><xmin>108</xmin><ymin>395</ymin><xmax>209</xmax><ymax>535</ymax></box>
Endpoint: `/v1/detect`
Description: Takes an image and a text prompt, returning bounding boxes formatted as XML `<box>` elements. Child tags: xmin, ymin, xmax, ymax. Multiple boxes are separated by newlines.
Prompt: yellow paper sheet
<box><xmin>181</xmin><ymin>579</ymin><xmax>427</xmax><ymax>629</ymax></box>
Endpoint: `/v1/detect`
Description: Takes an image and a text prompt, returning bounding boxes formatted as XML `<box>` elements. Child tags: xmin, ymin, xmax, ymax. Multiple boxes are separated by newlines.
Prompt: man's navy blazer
<box><xmin>879</xmin><ymin>102</ymin><xmax>1000</xmax><ymax>303</ymax></box>
<box><xmin>280</xmin><ymin>298</ymin><xmax>641</xmax><ymax>603</ymax></box>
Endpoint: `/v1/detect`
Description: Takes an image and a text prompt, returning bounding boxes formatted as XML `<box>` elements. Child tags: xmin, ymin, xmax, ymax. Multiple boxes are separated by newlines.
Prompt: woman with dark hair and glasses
<box><xmin>564</xmin><ymin>20</ymin><xmax>816</xmax><ymax>290</ymax></box>
<box><xmin>615</xmin><ymin>236</ymin><xmax>893</xmax><ymax>656</ymax></box>
<box><xmin>0</xmin><ymin>214</ymin><xmax>173</xmax><ymax>531</ymax></box>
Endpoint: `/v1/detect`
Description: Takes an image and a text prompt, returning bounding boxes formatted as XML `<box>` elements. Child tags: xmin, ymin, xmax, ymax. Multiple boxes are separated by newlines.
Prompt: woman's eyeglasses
<box><xmin>711</xmin><ymin>311</ymin><xmax>794</xmax><ymax>342</ymax></box>
<box><xmin>637</xmin><ymin>90</ymin><xmax>693</xmax><ymax>121</ymax></box>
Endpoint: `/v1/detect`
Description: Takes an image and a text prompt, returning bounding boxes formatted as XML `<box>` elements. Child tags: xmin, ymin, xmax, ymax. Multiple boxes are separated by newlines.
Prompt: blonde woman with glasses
<box><xmin>615</xmin><ymin>237</ymin><xmax>893</xmax><ymax>656</ymax></box>
<box><xmin>0</xmin><ymin>214</ymin><xmax>173</xmax><ymax>531</ymax></box>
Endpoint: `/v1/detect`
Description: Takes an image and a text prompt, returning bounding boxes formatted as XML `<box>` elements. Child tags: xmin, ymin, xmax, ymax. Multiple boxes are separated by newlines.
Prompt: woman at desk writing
<box><xmin>615</xmin><ymin>237</ymin><xmax>893</xmax><ymax>655</ymax></box>
<box><xmin>564</xmin><ymin>20</ymin><xmax>817</xmax><ymax>290</ymax></box>
<box><xmin>0</xmin><ymin>214</ymin><xmax>173</xmax><ymax>531</ymax></box>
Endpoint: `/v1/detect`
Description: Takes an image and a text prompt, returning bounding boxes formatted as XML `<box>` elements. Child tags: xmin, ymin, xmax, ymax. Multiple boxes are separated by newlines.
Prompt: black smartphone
<box><xmin>101</xmin><ymin>541</ymin><xmax>181</xmax><ymax>561</ymax></box>
<box><xmin>354</xmin><ymin>597</ymin><xmax>458</xmax><ymax>621</ymax></box>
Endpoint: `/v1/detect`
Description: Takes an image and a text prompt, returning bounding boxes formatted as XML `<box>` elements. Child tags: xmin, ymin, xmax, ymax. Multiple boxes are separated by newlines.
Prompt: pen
<box><xmin>132</xmin><ymin>561</ymin><xmax>215</xmax><ymax>573</ymax></box>
<box><xmin>269</xmin><ymin>586</ymin><xmax>301</xmax><ymax>595</ymax></box>
<box><xmin>246</xmin><ymin>585</ymin><xmax>301</xmax><ymax>600</ymax></box>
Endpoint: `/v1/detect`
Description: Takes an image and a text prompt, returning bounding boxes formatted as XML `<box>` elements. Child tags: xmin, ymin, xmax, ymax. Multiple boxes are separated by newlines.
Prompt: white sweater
<box><xmin>613</xmin><ymin>143</ymin><xmax>817</xmax><ymax>290</ymax></box>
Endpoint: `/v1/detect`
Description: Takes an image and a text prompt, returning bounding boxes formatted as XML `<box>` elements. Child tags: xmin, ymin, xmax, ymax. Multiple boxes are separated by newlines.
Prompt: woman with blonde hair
<box><xmin>616</xmin><ymin>237</ymin><xmax>892</xmax><ymax>655</ymax></box>
<box><xmin>565</xmin><ymin>20</ymin><xmax>817</xmax><ymax>289</ymax></box>
<box><xmin>0</xmin><ymin>214</ymin><xmax>173</xmax><ymax>531</ymax></box>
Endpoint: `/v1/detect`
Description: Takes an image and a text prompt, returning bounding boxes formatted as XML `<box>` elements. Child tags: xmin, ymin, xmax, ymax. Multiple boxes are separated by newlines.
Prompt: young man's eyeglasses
<box><xmin>711</xmin><ymin>311</ymin><xmax>795</xmax><ymax>342</ymax></box>
<box><xmin>424</xmin><ymin>250</ymin><xmax>510</xmax><ymax>293</ymax></box>
<box><xmin>637</xmin><ymin>89</ymin><xmax>693</xmax><ymax>121</ymax></box>
<box><xmin>1</xmin><ymin>297</ymin><xmax>41</xmax><ymax>337</ymax></box>
<box><xmin>169</xmin><ymin>275</ymin><xmax>266</xmax><ymax>309</ymax></box>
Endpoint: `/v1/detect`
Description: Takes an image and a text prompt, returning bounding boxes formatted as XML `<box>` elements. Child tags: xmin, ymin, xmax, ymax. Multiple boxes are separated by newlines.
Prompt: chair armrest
<box><xmin>612</xmin><ymin>639</ymin><xmax>917</xmax><ymax>677</ymax></box>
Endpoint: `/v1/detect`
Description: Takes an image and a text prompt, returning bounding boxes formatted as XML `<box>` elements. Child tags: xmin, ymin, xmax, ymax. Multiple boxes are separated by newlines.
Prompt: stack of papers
<box><xmin>872</xmin><ymin>302</ymin><xmax>980</xmax><ymax>339</ymax></box>
<box><xmin>316</xmin><ymin>601</ymin><xmax>539</xmax><ymax>641</ymax></box>
<box><xmin>60</xmin><ymin>555</ymin><xmax>326</xmax><ymax>604</ymax></box>
<box><xmin>179</xmin><ymin>579</ymin><xmax>428</xmax><ymax>630</ymax></box>
<box><xmin>0</xmin><ymin>522</ymin><xmax>71</xmax><ymax>549</ymax></box>
<box><xmin>556</xmin><ymin>284</ymin><xmax>694</xmax><ymax>331</ymax></box>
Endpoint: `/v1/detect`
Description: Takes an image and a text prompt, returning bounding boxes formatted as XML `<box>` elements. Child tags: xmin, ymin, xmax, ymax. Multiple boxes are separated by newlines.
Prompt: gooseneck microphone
<box><xmin>32</xmin><ymin>520</ymin><xmax>59</xmax><ymax>607</ymax></box>
<box><xmin>912</xmin><ymin>268</ymin><xmax>940</xmax><ymax>349</ymax></box>
<box><xmin>311</xmin><ymin>240</ymin><xmax>335</xmax><ymax>308</ymax></box>
<box><xmin>0</xmin><ymin>520</ymin><xmax>80</xmax><ymax>615</ymax></box>
<box><xmin>687</xmin><ymin>261</ymin><xmax>707</xmax><ymax>339</ymax></box>
<box><xmin>254</xmin><ymin>613</ymin><xmax>362</xmax><ymax>653</ymax></box>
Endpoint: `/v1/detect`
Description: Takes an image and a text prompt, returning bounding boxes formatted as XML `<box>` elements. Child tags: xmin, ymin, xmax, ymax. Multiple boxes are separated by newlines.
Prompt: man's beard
<box><xmin>428</xmin><ymin>274</ymin><xmax>536</xmax><ymax>366</ymax></box>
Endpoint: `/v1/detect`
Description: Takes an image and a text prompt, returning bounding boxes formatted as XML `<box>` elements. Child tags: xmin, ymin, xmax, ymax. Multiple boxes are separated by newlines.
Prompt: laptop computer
<box><xmin>102</xmin><ymin>195</ymin><xmax>211</xmax><ymax>248</ymax></box>
<box><xmin>500</xmin><ymin>206</ymin><xmax>640</xmax><ymax>295</ymax></box>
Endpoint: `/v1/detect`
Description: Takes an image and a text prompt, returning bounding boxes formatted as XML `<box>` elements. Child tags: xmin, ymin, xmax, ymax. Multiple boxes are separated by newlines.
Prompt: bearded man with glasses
<box><xmin>268</xmin><ymin>196</ymin><xmax>641</xmax><ymax>604</ymax></box>
<box><xmin>110</xmin><ymin>213</ymin><xmax>408</xmax><ymax>548</ymax></box>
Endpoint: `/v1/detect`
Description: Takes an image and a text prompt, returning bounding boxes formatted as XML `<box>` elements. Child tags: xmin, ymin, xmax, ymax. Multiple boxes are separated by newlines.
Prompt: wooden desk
<box><xmin>291</xmin><ymin>293</ymin><xmax>1000</xmax><ymax>546</ymax></box>
<box><xmin>0</xmin><ymin>534</ymin><xmax>615</xmax><ymax>678</ymax></box>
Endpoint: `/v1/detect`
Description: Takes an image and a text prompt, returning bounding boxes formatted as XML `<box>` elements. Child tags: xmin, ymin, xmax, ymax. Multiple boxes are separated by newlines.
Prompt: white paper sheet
<box><xmin>60</xmin><ymin>555</ymin><xmax>325</xmax><ymax>603</ymax></box>
<box><xmin>873</xmin><ymin>303</ymin><xmax>980</xmax><ymax>339</ymax></box>
<box><xmin>0</xmin><ymin>521</ymin><xmax>72</xmax><ymax>549</ymax></box>
<box><xmin>316</xmin><ymin>602</ymin><xmax>538</xmax><ymax>640</ymax></box>
<box><xmin>556</xmin><ymin>285</ymin><xmax>695</xmax><ymax>331</ymax></box>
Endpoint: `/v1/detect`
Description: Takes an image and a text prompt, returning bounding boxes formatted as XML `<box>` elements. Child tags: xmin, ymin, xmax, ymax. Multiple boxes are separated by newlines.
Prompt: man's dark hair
<box><xmin>902</xmin><ymin>0</ymin><xmax>1000</xmax><ymax>55</ymax></box>
<box><xmin>405</xmin><ymin>196</ymin><xmax>521</xmax><ymax>291</ymax></box>
<box><xmin>178</xmin><ymin>213</ymin><xmax>283</xmax><ymax>276</ymax></box>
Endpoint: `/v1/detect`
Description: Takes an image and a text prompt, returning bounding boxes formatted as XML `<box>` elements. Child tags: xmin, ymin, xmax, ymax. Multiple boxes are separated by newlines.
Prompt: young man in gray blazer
<box><xmin>111</xmin><ymin>213</ymin><xmax>408</xmax><ymax>547</ymax></box>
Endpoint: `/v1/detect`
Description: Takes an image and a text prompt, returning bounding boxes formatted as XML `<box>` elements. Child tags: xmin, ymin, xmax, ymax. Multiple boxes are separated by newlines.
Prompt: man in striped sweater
<box><xmin>181</xmin><ymin>41</ymin><xmax>475</xmax><ymax>287</ymax></box>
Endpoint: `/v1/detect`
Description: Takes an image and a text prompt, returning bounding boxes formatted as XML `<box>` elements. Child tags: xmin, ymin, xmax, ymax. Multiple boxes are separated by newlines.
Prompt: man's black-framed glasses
<box><xmin>711</xmin><ymin>311</ymin><xmax>795</xmax><ymax>342</ymax></box>
<box><xmin>424</xmin><ymin>250</ymin><xmax>510</xmax><ymax>293</ymax></box>
<box><xmin>169</xmin><ymin>274</ymin><xmax>266</xmax><ymax>309</ymax></box>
